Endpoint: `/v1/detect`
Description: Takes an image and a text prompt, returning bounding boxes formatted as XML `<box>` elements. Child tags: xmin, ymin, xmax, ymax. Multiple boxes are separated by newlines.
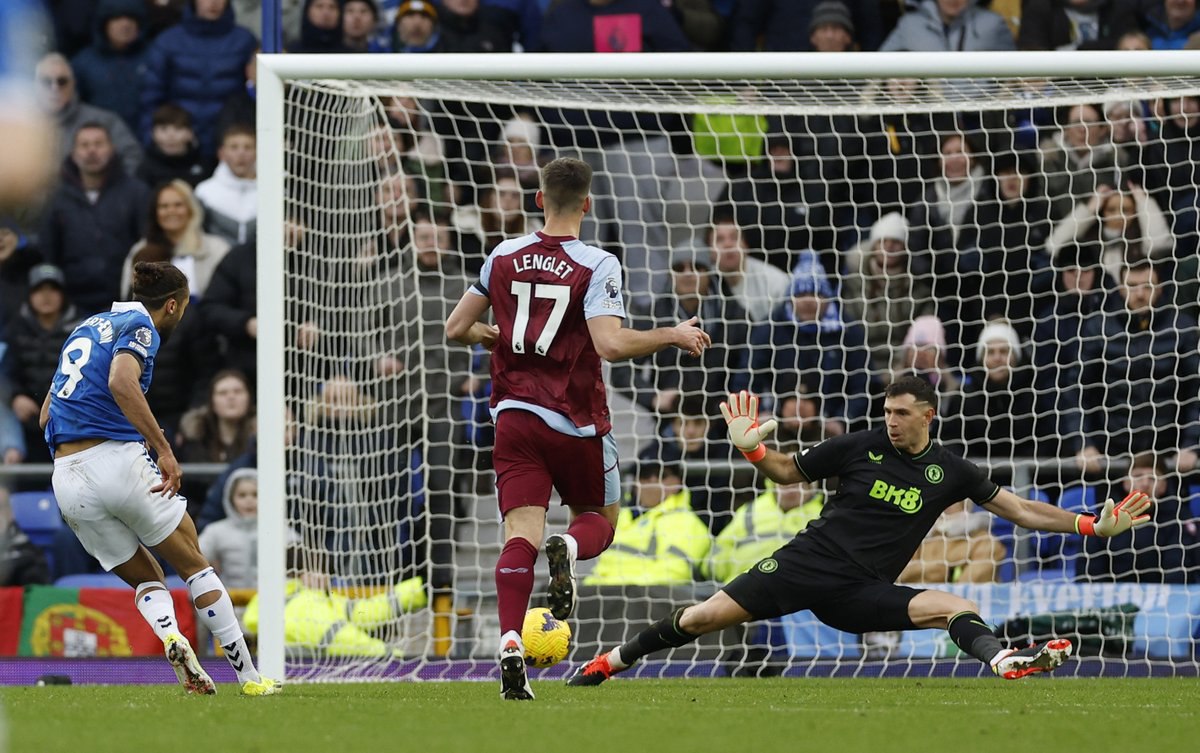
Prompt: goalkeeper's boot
<box><xmin>566</xmin><ymin>652</ymin><xmax>624</xmax><ymax>686</ymax></box>
<box><xmin>992</xmin><ymin>639</ymin><xmax>1074</xmax><ymax>680</ymax></box>
<box><xmin>164</xmin><ymin>633</ymin><xmax>216</xmax><ymax>696</ymax></box>
<box><xmin>545</xmin><ymin>533</ymin><xmax>577</xmax><ymax>621</ymax></box>
<box><xmin>500</xmin><ymin>639</ymin><xmax>534</xmax><ymax>701</ymax></box>
<box><xmin>241</xmin><ymin>677</ymin><xmax>282</xmax><ymax>696</ymax></box>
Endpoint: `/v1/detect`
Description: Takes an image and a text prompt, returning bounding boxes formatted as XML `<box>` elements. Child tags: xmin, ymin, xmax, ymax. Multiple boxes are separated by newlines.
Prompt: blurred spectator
<box><xmin>880</xmin><ymin>0</ymin><xmax>1016</xmax><ymax>51</ymax></box>
<box><xmin>893</xmin><ymin>315</ymin><xmax>963</xmax><ymax>400</ymax></box>
<box><xmin>750</xmin><ymin>250</ymin><xmax>873</xmax><ymax>431</ymax></box>
<box><xmin>1077</xmin><ymin>259</ymin><xmax>1200</xmax><ymax>467</ymax></box>
<box><xmin>36</xmin><ymin>53</ymin><xmax>143</xmax><ymax>177</ymax></box>
<box><xmin>771</xmin><ymin>389</ymin><xmax>838</xmax><ymax>450</ymax></box>
<box><xmin>584</xmin><ymin>454</ymin><xmax>711</xmax><ymax>586</ymax></box>
<box><xmin>1047</xmin><ymin>182</ymin><xmax>1172</xmax><ymax>283</ymax></box>
<box><xmin>1158</xmin><ymin>95</ymin><xmax>1200</xmax><ymax>256</ymax></box>
<box><xmin>455</xmin><ymin>168</ymin><xmax>542</xmax><ymax>275</ymax></box>
<box><xmin>200</xmin><ymin>240</ymin><xmax>258</xmax><ymax>383</ymax></box>
<box><xmin>198</xmin><ymin>438</ymin><xmax>256</xmax><ymax>530</ymax></box>
<box><xmin>138</xmin><ymin>104</ymin><xmax>215</xmax><ymax>189</ymax></box>
<box><xmin>906</xmin><ymin>132</ymin><xmax>998</xmax><ymax>355</ymax></box>
<box><xmin>541</xmin><ymin>0</ymin><xmax>692</xmax><ymax>52</ymax></box>
<box><xmin>141</xmin><ymin>0</ymin><xmax>257</xmax><ymax>157</ymax></box>
<box><xmin>40</xmin><ymin>122</ymin><xmax>150</xmax><ymax>316</ymax></box>
<box><xmin>215</xmin><ymin>46</ymin><xmax>258</xmax><ymax>137</ymax></box>
<box><xmin>197</xmin><ymin>468</ymin><xmax>259</xmax><ymax>589</ymax></box>
<box><xmin>1143</xmin><ymin>0</ymin><xmax>1200</xmax><ymax>49</ymax></box>
<box><xmin>144</xmin><ymin>0</ymin><xmax>190</xmax><ymax>38</ymax></box>
<box><xmin>493</xmin><ymin>114</ymin><xmax>543</xmax><ymax>192</ymax></box>
<box><xmin>897</xmin><ymin>501</ymin><xmax>1005</xmax><ymax>583</ymax></box>
<box><xmin>941</xmin><ymin>321</ymin><xmax>1035</xmax><ymax>460</ymax></box>
<box><xmin>289</xmin><ymin>0</ymin><xmax>350</xmax><ymax>53</ymax></box>
<box><xmin>723</xmin><ymin>134</ymin><xmax>833</xmax><ymax>274</ymax></box>
<box><xmin>731</xmin><ymin>0</ymin><xmax>882</xmax><ymax>51</ymax></box>
<box><xmin>1106</xmin><ymin>99</ymin><xmax>1167</xmax><ymax>196</ymax></box>
<box><xmin>1030</xmin><ymin>243</ymin><xmax>1112</xmax><ymax>462</ymax></box>
<box><xmin>0</xmin><ymin>488</ymin><xmax>51</xmax><ymax>587</ymax></box>
<box><xmin>703</xmin><ymin>481</ymin><xmax>824</xmax><ymax>584</ymax></box>
<box><xmin>0</xmin><ymin>222</ymin><xmax>41</xmax><ymax>328</ymax></box>
<box><xmin>343</xmin><ymin>0</ymin><xmax>387</xmax><ymax>51</ymax></box>
<box><xmin>1018</xmin><ymin>0</ymin><xmax>1139</xmax><ymax>50</ymax></box>
<box><xmin>642</xmin><ymin>245</ymin><xmax>752</xmax><ymax>417</ymax></box>
<box><xmin>1040</xmin><ymin>103</ymin><xmax>1118</xmax><ymax>220</ymax></box>
<box><xmin>392</xmin><ymin>0</ymin><xmax>442</xmax><ymax>52</ymax></box>
<box><xmin>230</xmin><ymin>0</ymin><xmax>304</xmax><ymax>46</ymax></box>
<box><xmin>983</xmin><ymin>154</ymin><xmax>1054</xmax><ymax>336</ymax></box>
<box><xmin>1081</xmin><ymin>452</ymin><xmax>1199</xmax><ymax>582</ymax></box>
<box><xmin>70</xmin><ymin>0</ymin><xmax>148</xmax><ymax>134</ymax></box>
<box><xmin>0</xmin><ymin>339</ymin><xmax>26</xmax><ymax>465</ymax></box>
<box><xmin>807</xmin><ymin>1</ymin><xmax>857</xmax><ymax>51</ymax></box>
<box><xmin>48</xmin><ymin>0</ymin><xmax>98</xmax><ymax>57</ymax></box>
<box><xmin>177</xmin><ymin>369</ymin><xmax>255</xmax><ymax>464</ymax></box>
<box><xmin>480</xmin><ymin>0</ymin><xmax>542</xmax><ymax>50</ymax></box>
<box><xmin>439</xmin><ymin>0</ymin><xmax>519</xmax><ymax>53</ymax></box>
<box><xmin>7</xmin><ymin>265</ymin><xmax>80</xmax><ymax>467</ymax></box>
<box><xmin>120</xmin><ymin>180</ymin><xmax>231</xmax><ymax>299</ymax></box>
<box><xmin>840</xmin><ymin>212</ymin><xmax>933</xmax><ymax>374</ymax></box>
<box><xmin>1115</xmin><ymin>28</ymin><xmax>1152</xmax><ymax>48</ymax></box>
<box><xmin>194</xmin><ymin>123</ymin><xmax>257</xmax><ymax>245</ymax></box>
<box><xmin>708</xmin><ymin>213</ymin><xmax>790</xmax><ymax>323</ymax></box>
<box><xmin>376</xmin><ymin>96</ymin><xmax>448</xmax><ymax>206</ymax></box>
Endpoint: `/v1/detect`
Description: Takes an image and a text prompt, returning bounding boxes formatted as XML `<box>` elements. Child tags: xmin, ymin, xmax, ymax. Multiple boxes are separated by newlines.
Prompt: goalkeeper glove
<box><xmin>1076</xmin><ymin>490</ymin><xmax>1153</xmax><ymax>536</ymax></box>
<box><xmin>719</xmin><ymin>390</ymin><xmax>777</xmax><ymax>462</ymax></box>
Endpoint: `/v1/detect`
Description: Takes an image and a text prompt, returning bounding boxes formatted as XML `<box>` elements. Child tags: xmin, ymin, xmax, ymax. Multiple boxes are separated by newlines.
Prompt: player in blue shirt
<box><xmin>41</xmin><ymin>262</ymin><xmax>278</xmax><ymax>696</ymax></box>
<box><xmin>0</xmin><ymin>0</ymin><xmax>56</xmax><ymax>207</ymax></box>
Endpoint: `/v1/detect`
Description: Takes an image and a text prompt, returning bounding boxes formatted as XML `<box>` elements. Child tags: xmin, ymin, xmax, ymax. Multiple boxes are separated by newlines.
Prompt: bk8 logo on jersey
<box><xmin>521</xmin><ymin>607</ymin><xmax>571</xmax><ymax>668</ymax></box>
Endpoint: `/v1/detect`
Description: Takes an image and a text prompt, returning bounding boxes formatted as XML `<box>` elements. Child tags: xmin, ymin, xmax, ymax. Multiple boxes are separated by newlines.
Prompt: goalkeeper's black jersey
<box><xmin>791</xmin><ymin>428</ymin><xmax>1000</xmax><ymax>583</ymax></box>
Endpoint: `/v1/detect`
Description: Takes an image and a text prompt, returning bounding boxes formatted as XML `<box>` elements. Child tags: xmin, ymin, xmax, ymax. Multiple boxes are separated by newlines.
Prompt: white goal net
<box><xmin>257</xmin><ymin>53</ymin><xmax>1200</xmax><ymax>683</ymax></box>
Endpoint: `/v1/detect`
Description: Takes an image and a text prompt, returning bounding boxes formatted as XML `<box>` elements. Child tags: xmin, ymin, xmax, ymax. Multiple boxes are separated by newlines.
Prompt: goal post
<box><xmin>257</xmin><ymin>51</ymin><xmax>1200</xmax><ymax>683</ymax></box>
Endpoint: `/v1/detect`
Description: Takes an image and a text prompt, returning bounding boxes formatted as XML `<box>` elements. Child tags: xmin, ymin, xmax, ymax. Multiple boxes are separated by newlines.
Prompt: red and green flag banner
<box><xmin>10</xmin><ymin>586</ymin><xmax>196</xmax><ymax>657</ymax></box>
<box><xmin>0</xmin><ymin>587</ymin><xmax>24</xmax><ymax>655</ymax></box>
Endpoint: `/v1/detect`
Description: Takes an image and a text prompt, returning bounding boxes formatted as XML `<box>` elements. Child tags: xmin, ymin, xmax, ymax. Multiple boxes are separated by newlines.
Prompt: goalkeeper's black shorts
<box><xmin>722</xmin><ymin>542</ymin><xmax>924</xmax><ymax>633</ymax></box>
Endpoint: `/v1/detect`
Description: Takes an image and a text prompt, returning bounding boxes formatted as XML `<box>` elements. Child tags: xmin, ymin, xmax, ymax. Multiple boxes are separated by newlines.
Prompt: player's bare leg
<box><xmin>568</xmin><ymin>590</ymin><xmax>752</xmax><ymax>686</ymax></box>
<box><xmin>547</xmin><ymin>504</ymin><xmax>618</xmax><ymax>620</ymax></box>
<box><xmin>113</xmin><ymin>545</ymin><xmax>215</xmax><ymax>696</ymax></box>
<box><xmin>909</xmin><ymin>590</ymin><xmax>1073</xmax><ymax>679</ymax></box>
<box><xmin>497</xmin><ymin>505</ymin><xmax>546</xmax><ymax>700</ymax></box>
<box><xmin>154</xmin><ymin>514</ymin><xmax>280</xmax><ymax>696</ymax></box>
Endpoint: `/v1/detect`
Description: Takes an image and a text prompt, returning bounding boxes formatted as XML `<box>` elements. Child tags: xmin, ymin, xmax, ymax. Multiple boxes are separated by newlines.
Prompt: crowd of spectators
<box><xmin>4</xmin><ymin>0</ymin><xmax>1200</xmax><ymax>597</ymax></box>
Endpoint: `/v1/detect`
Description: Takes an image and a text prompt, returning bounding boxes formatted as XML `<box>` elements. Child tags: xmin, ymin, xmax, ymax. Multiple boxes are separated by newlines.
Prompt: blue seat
<box><xmin>54</xmin><ymin>573</ymin><xmax>187</xmax><ymax>589</ymax></box>
<box><xmin>9</xmin><ymin>491</ymin><xmax>62</xmax><ymax>548</ymax></box>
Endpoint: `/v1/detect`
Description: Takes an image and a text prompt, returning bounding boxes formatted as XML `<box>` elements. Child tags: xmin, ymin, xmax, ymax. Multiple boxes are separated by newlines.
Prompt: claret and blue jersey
<box><xmin>44</xmin><ymin>302</ymin><xmax>161</xmax><ymax>449</ymax></box>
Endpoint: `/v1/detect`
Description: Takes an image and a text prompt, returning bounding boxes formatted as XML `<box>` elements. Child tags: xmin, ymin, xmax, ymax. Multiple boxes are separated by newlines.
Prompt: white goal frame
<box><xmin>256</xmin><ymin>50</ymin><xmax>1200</xmax><ymax>682</ymax></box>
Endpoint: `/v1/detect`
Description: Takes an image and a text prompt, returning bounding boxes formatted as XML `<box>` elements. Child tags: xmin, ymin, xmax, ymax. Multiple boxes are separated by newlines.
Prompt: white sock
<box><xmin>989</xmin><ymin>648</ymin><xmax>1014</xmax><ymax>667</ymax></box>
<box><xmin>134</xmin><ymin>582</ymin><xmax>178</xmax><ymax>641</ymax></box>
<box><xmin>608</xmin><ymin>646</ymin><xmax>629</xmax><ymax>670</ymax></box>
<box><xmin>187</xmin><ymin>567</ymin><xmax>261</xmax><ymax>684</ymax></box>
<box><xmin>560</xmin><ymin>533</ymin><xmax>579</xmax><ymax>561</ymax></box>
<box><xmin>499</xmin><ymin>629</ymin><xmax>523</xmax><ymax>656</ymax></box>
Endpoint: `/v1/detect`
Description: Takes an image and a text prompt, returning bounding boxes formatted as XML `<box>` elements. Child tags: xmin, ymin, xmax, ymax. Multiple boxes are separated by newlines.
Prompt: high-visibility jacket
<box><xmin>244</xmin><ymin>576</ymin><xmax>426</xmax><ymax>657</ymax></box>
<box><xmin>704</xmin><ymin>490</ymin><xmax>824</xmax><ymax>583</ymax></box>
<box><xmin>584</xmin><ymin>490</ymin><xmax>711</xmax><ymax>586</ymax></box>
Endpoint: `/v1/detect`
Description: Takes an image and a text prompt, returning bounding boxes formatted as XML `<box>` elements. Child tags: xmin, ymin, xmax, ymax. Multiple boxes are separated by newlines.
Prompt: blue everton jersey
<box><xmin>45</xmin><ymin>302</ymin><xmax>161</xmax><ymax>448</ymax></box>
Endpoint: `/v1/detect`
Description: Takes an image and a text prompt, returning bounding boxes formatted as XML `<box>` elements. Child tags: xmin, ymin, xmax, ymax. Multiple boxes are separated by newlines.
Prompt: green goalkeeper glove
<box><xmin>1076</xmin><ymin>491</ymin><xmax>1153</xmax><ymax>536</ymax></box>
<box><xmin>719</xmin><ymin>390</ymin><xmax>777</xmax><ymax>462</ymax></box>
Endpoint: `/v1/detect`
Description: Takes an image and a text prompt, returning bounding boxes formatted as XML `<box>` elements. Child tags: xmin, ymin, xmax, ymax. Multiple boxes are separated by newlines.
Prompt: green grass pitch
<box><xmin>4</xmin><ymin>678</ymin><xmax>1197</xmax><ymax>753</ymax></box>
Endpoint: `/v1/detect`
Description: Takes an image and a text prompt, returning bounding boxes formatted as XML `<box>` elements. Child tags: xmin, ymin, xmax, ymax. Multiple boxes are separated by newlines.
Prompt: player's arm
<box><xmin>586</xmin><ymin>315</ymin><xmax>711</xmax><ymax>361</ymax></box>
<box><xmin>719</xmin><ymin>390</ymin><xmax>804</xmax><ymax>484</ymax></box>
<box><xmin>445</xmin><ymin>290</ymin><xmax>499</xmax><ymax>350</ymax></box>
<box><xmin>109</xmin><ymin>353</ymin><xmax>181</xmax><ymax>496</ymax></box>
<box><xmin>38</xmin><ymin>391</ymin><xmax>51</xmax><ymax>431</ymax></box>
<box><xmin>982</xmin><ymin>487</ymin><xmax>1153</xmax><ymax>537</ymax></box>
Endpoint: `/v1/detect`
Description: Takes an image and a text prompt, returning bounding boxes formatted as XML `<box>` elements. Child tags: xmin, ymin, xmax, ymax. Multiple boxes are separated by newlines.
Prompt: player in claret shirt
<box><xmin>568</xmin><ymin>376</ymin><xmax>1153</xmax><ymax>686</ymax></box>
<box><xmin>446</xmin><ymin>157</ymin><xmax>710</xmax><ymax>700</ymax></box>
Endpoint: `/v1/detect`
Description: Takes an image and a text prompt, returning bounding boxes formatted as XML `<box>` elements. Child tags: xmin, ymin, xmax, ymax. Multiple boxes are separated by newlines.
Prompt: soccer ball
<box><xmin>521</xmin><ymin>607</ymin><xmax>571</xmax><ymax>668</ymax></box>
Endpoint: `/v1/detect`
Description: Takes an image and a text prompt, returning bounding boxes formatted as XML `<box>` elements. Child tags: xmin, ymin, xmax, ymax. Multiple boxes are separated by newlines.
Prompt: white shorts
<box><xmin>52</xmin><ymin>441</ymin><xmax>187</xmax><ymax>571</ymax></box>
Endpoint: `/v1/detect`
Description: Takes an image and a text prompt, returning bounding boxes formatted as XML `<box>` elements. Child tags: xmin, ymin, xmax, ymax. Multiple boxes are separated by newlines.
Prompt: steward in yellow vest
<box><xmin>704</xmin><ymin>481</ymin><xmax>824</xmax><ymax>583</ymax></box>
<box><xmin>585</xmin><ymin>460</ymin><xmax>711</xmax><ymax>586</ymax></box>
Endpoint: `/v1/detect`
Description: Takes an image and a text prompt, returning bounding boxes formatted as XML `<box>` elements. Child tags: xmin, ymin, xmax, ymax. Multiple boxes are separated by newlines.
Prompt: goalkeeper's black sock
<box><xmin>612</xmin><ymin>608</ymin><xmax>698</xmax><ymax>668</ymax></box>
<box><xmin>947</xmin><ymin>610</ymin><xmax>1004</xmax><ymax>664</ymax></box>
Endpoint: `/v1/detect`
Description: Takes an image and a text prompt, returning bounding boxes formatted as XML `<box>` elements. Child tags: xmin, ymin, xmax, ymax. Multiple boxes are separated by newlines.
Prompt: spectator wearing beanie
<box><xmin>732</xmin><ymin>0</ymin><xmax>882</xmax><ymax>51</ymax></box>
<box><xmin>71</xmin><ymin>0</ymin><xmax>148</xmax><ymax>133</ymax></box>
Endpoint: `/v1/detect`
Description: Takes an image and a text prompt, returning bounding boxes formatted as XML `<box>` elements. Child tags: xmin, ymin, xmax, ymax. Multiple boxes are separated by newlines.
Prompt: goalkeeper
<box><xmin>569</xmin><ymin>376</ymin><xmax>1153</xmax><ymax>684</ymax></box>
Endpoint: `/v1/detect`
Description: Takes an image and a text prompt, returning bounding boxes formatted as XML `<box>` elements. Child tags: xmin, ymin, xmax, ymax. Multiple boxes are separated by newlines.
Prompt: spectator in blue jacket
<box><xmin>140</xmin><ymin>0</ymin><xmax>257</xmax><ymax>157</ymax></box>
<box><xmin>749</xmin><ymin>250</ymin><xmax>873</xmax><ymax>433</ymax></box>
<box><xmin>732</xmin><ymin>0</ymin><xmax>883</xmax><ymax>51</ymax></box>
<box><xmin>1142</xmin><ymin>0</ymin><xmax>1200</xmax><ymax>49</ymax></box>
<box><xmin>880</xmin><ymin>0</ymin><xmax>1016</xmax><ymax>51</ymax></box>
<box><xmin>541</xmin><ymin>0</ymin><xmax>692</xmax><ymax>52</ymax></box>
<box><xmin>70</xmin><ymin>0</ymin><xmax>148</xmax><ymax>134</ymax></box>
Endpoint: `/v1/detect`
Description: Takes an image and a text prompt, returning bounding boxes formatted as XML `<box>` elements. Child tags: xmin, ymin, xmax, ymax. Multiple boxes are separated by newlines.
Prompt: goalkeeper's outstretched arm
<box><xmin>982</xmin><ymin>487</ymin><xmax>1153</xmax><ymax>537</ymax></box>
<box><xmin>720</xmin><ymin>390</ymin><xmax>805</xmax><ymax>485</ymax></box>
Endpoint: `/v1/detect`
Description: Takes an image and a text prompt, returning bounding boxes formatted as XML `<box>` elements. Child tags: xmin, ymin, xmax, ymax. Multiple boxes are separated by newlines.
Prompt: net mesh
<box><xmin>276</xmin><ymin>72</ymin><xmax>1200</xmax><ymax>681</ymax></box>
